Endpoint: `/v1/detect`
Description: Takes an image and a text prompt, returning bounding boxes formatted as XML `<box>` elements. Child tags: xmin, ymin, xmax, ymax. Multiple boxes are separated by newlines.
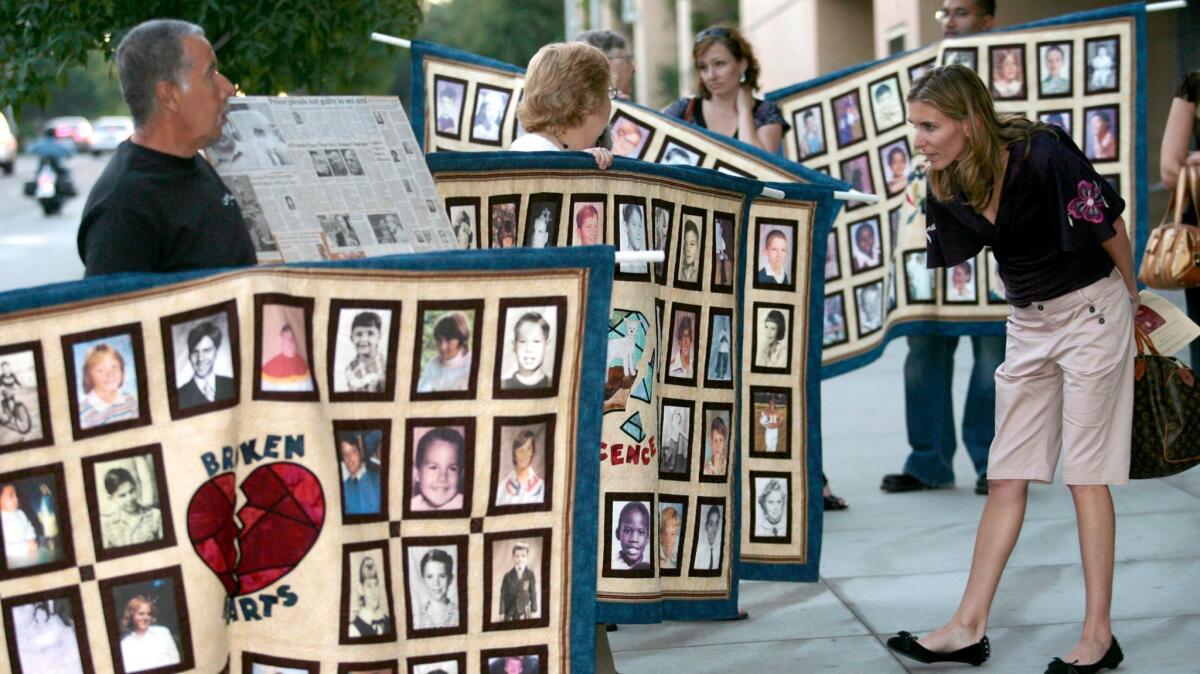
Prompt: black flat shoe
<box><xmin>1044</xmin><ymin>637</ymin><xmax>1124</xmax><ymax>673</ymax></box>
<box><xmin>886</xmin><ymin>631</ymin><xmax>990</xmax><ymax>666</ymax></box>
<box><xmin>823</xmin><ymin>493</ymin><xmax>849</xmax><ymax>511</ymax></box>
<box><xmin>880</xmin><ymin>473</ymin><xmax>939</xmax><ymax>493</ymax></box>
<box><xmin>975</xmin><ymin>475</ymin><xmax>989</xmax><ymax>495</ymax></box>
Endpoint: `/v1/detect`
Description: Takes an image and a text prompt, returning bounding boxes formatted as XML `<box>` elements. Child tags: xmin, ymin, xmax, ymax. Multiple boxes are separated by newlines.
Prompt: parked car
<box><xmin>44</xmin><ymin>116</ymin><xmax>94</xmax><ymax>152</ymax></box>
<box><xmin>89</xmin><ymin>116</ymin><xmax>134</xmax><ymax>155</ymax></box>
<box><xmin>0</xmin><ymin>114</ymin><xmax>15</xmax><ymax>175</ymax></box>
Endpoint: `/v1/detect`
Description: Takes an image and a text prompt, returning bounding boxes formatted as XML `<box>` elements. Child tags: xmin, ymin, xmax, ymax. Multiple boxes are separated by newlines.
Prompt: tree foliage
<box><xmin>0</xmin><ymin>0</ymin><xmax>423</xmax><ymax>113</ymax></box>
<box><xmin>418</xmin><ymin>0</ymin><xmax>564</xmax><ymax>70</ymax></box>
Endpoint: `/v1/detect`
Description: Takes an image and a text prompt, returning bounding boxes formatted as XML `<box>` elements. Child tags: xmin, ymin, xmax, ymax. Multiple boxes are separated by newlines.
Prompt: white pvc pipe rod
<box><xmin>371</xmin><ymin>33</ymin><xmax>411</xmax><ymax>48</ymax></box>
<box><xmin>1146</xmin><ymin>1</ymin><xmax>1186</xmax><ymax>12</ymax></box>
<box><xmin>833</xmin><ymin>189</ymin><xmax>880</xmax><ymax>205</ymax></box>
<box><xmin>616</xmin><ymin>250</ymin><xmax>666</xmax><ymax>263</ymax></box>
<box><xmin>760</xmin><ymin>186</ymin><xmax>786</xmax><ymax>200</ymax></box>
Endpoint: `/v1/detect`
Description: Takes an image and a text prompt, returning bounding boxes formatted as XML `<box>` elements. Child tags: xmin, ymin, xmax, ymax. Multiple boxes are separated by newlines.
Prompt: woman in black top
<box><xmin>662</xmin><ymin>25</ymin><xmax>790</xmax><ymax>154</ymax></box>
<box><xmin>886</xmin><ymin>66</ymin><xmax>1135</xmax><ymax>674</ymax></box>
<box><xmin>1159</xmin><ymin>71</ymin><xmax>1200</xmax><ymax>365</ymax></box>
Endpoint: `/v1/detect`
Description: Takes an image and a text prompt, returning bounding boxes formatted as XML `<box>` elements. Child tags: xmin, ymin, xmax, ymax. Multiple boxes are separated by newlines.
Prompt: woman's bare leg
<box><xmin>1062</xmin><ymin>484</ymin><xmax>1115</xmax><ymax>664</ymax></box>
<box><xmin>918</xmin><ymin>479</ymin><xmax>1029</xmax><ymax>652</ymax></box>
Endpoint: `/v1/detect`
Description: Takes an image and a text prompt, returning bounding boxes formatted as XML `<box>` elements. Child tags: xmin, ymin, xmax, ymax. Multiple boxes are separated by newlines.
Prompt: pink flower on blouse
<box><xmin>1066</xmin><ymin>180</ymin><xmax>1107</xmax><ymax>225</ymax></box>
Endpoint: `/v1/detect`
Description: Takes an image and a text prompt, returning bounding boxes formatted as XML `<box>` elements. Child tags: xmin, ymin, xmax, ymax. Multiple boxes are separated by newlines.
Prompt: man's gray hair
<box><xmin>116</xmin><ymin>19</ymin><xmax>206</xmax><ymax>128</ymax></box>
<box><xmin>574</xmin><ymin>29</ymin><xmax>627</xmax><ymax>56</ymax></box>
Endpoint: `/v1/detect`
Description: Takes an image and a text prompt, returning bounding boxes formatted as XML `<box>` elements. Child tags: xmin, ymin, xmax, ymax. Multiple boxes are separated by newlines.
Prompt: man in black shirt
<box><xmin>78</xmin><ymin>19</ymin><xmax>257</xmax><ymax>277</ymax></box>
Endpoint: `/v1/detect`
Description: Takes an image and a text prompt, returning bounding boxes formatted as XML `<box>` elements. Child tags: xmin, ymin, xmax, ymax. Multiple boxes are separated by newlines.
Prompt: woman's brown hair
<box><xmin>907</xmin><ymin>64</ymin><xmax>1054</xmax><ymax>210</ymax></box>
<box><xmin>693</xmin><ymin>25</ymin><xmax>761</xmax><ymax>98</ymax></box>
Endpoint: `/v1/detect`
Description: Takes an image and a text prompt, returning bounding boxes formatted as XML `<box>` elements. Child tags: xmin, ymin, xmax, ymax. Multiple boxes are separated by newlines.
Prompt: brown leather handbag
<box><xmin>1130</xmin><ymin>325</ymin><xmax>1200</xmax><ymax>479</ymax></box>
<box><xmin>1139</xmin><ymin>164</ymin><xmax>1200</xmax><ymax>289</ymax></box>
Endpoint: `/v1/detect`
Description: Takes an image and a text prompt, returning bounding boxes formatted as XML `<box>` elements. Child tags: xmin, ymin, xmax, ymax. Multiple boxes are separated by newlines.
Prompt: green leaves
<box><xmin>0</xmin><ymin>0</ymin><xmax>421</xmax><ymax>112</ymax></box>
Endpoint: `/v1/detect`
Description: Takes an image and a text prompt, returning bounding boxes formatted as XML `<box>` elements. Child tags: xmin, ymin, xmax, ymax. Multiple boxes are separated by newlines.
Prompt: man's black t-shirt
<box><xmin>78</xmin><ymin>140</ymin><xmax>257</xmax><ymax>277</ymax></box>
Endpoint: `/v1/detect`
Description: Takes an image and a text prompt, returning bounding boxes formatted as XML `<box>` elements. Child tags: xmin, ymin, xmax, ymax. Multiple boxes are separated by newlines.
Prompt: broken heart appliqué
<box><xmin>186</xmin><ymin>462</ymin><xmax>325</xmax><ymax>596</ymax></box>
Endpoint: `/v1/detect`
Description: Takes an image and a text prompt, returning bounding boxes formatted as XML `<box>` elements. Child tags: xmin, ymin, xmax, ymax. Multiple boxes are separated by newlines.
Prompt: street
<box><xmin>0</xmin><ymin>153</ymin><xmax>108</xmax><ymax>292</ymax></box>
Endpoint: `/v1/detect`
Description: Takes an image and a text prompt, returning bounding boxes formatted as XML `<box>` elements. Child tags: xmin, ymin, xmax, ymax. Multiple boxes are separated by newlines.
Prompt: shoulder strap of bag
<box><xmin>684</xmin><ymin>97</ymin><xmax>698</xmax><ymax>124</ymax></box>
<box><xmin>1165</xmin><ymin>164</ymin><xmax>1200</xmax><ymax>226</ymax></box>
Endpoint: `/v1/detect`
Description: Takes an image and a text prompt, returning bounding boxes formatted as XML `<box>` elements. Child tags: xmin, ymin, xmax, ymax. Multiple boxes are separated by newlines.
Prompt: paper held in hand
<box><xmin>1136</xmin><ymin>290</ymin><xmax>1200</xmax><ymax>356</ymax></box>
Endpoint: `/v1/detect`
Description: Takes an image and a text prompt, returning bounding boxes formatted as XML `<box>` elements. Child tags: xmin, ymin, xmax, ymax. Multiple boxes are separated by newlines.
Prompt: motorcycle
<box><xmin>23</xmin><ymin>158</ymin><xmax>76</xmax><ymax>215</ymax></box>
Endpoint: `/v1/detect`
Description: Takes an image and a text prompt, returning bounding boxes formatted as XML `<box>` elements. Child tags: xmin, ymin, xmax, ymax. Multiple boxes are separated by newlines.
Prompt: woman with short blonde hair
<box><xmin>511</xmin><ymin>42</ymin><xmax>613</xmax><ymax>169</ymax></box>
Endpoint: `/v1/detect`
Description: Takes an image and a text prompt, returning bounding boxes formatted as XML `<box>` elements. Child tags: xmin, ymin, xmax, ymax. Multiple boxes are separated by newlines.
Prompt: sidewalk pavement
<box><xmin>612</xmin><ymin>322</ymin><xmax>1200</xmax><ymax>673</ymax></box>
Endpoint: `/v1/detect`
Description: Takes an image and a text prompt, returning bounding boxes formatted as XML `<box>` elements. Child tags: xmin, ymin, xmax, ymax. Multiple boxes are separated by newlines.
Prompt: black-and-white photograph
<box><xmin>751</xmin><ymin>472</ymin><xmax>791</xmax><ymax>542</ymax></box>
<box><xmin>711</xmin><ymin>212</ymin><xmax>735</xmax><ymax>292</ymax></box>
<box><xmin>243</xmin><ymin>653</ymin><xmax>319</xmax><ymax>674</ymax></box>
<box><xmin>404</xmin><ymin>537</ymin><xmax>467</xmax><ymax>636</ymax></box>
<box><xmin>689</xmin><ymin>499</ymin><xmax>725</xmax><ymax>575</ymax></box>
<box><xmin>2</xmin><ymin>588</ymin><xmax>91</xmax><ymax>674</ymax></box>
<box><xmin>658</xmin><ymin>398</ymin><xmax>693</xmax><ymax>480</ymax></box>
<box><xmin>989</xmin><ymin>45</ymin><xmax>1027</xmax><ymax>100</ymax></box>
<box><xmin>615</xmin><ymin>197</ymin><xmax>650</xmax><ymax>278</ymax></box>
<box><xmin>445</xmin><ymin>198</ymin><xmax>480</xmax><ymax>249</ymax></box>
<box><xmin>99</xmin><ymin>567</ymin><xmax>193</xmax><ymax>674</ymax></box>
<box><xmin>854</xmin><ymin>280</ymin><xmax>885</xmax><ymax>336</ymax></box>
<box><xmin>944</xmin><ymin>259</ymin><xmax>979</xmax><ymax>303</ymax></box>
<box><xmin>434</xmin><ymin>76</ymin><xmax>468</xmax><ymax>139</ymax></box>
<box><xmin>329</xmin><ymin>303</ymin><xmax>399</xmax><ymax>399</ymax></box>
<box><xmin>335</xmin><ymin>422</ymin><xmax>388</xmax><ymax>522</ymax></box>
<box><xmin>342</xmin><ymin>148</ymin><xmax>365</xmax><ymax>176</ymax></box>
<box><xmin>341</xmin><ymin>543</ymin><xmax>396</xmax><ymax>644</ymax></box>
<box><xmin>490</xmin><ymin>415</ymin><xmax>553</xmax><ymax>510</ymax></box>
<box><xmin>656</xmin><ymin>137</ymin><xmax>704</xmax><ymax>166</ymax></box>
<box><xmin>0</xmin><ymin>342</ymin><xmax>52</xmax><ymax>452</ymax></box>
<box><xmin>494</xmin><ymin>298</ymin><xmax>564</xmax><ymax>398</ymax></box>
<box><xmin>209</xmin><ymin>103</ymin><xmax>291</xmax><ymax>170</ymax></box>
<box><xmin>1084</xmin><ymin>36</ymin><xmax>1119</xmax><ymax>94</ymax></box>
<box><xmin>523</xmin><ymin>194</ymin><xmax>562</xmax><ymax>248</ymax></box>
<box><xmin>162</xmin><ymin>302</ymin><xmax>239</xmax><ymax>419</ymax></box>
<box><xmin>793</xmin><ymin>103</ymin><xmax>827</xmax><ymax>159</ymax></box>
<box><xmin>319</xmin><ymin>214</ymin><xmax>362</xmax><ymax>249</ymax></box>
<box><xmin>604</xmin><ymin>494</ymin><xmax>653</xmax><ymax>576</ymax></box>
<box><xmin>484</xmin><ymin>530</ymin><xmax>551</xmax><ymax>630</ymax></box>
<box><xmin>942</xmin><ymin>47</ymin><xmax>978</xmax><ymax>71</ymax></box>
<box><xmin>470</xmin><ymin>85</ymin><xmax>512</xmax><ymax>145</ymax></box>
<box><xmin>1</xmin><ymin>465</ymin><xmax>74</xmax><ymax>578</ymax></box>
<box><xmin>1037</xmin><ymin>41</ymin><xmax>1073</xmax><ymax>98</ymax></box>
<box><xmin>82</xmin><ymin>445</ymin><xmax>174</xmax><ymax>561</ymax></box>
<box><xmin>848</xmin><ymin>217</ymin><xmax>883</xmax><ymax>273</ymax></box>
<box><xmin>869</xmin><ymin>75</ymin><xmax>905</xmax><ymax>134</ymax></box>
<box><xmin>753</xmin><ymin>303</ymin><xmax>793</xmax><ymax>373</ymax></box>
<box><xmin>823</xmin><ymin>292</ymin><xmax>848</xmax><ymax>347</ymax></box>
<box><xmin>367</xmin><ymin>213</ymin><xmax>404</xmax><ymax>245</ymax></box>
<box><xmin>651</xmin><ymin>200</ymin><xmax>674</xmax><ymax>285</ymax></box>
<box><xmin>326</xmin><ymin>148</ymin><xmax>349</xmax><ymax>176</ymax></box>
<box><xmin>908</xmin><ymin>58</ymin><xmax>937</xmax><ymax>83</ymax></box>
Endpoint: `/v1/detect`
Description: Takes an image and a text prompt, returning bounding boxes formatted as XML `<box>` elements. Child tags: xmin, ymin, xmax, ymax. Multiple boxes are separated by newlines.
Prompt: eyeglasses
<box><xmin>609</xmin><ymin>53</ymin><xmax>635</xmax><ymax>64</ymax></box>
<box><xmin>608</xmin><ymin>87</ymin><xmax>619</xmax><ymax>100</ymax></box>
<box><xmin>694</xmin><ymin>26</ymin><xmax>732</xmax><ymax>43</ymax></box>
<box><xmin>934</xmin><ymin>7</ymin><xmax>976</xmax><ymax>22</ymax></box>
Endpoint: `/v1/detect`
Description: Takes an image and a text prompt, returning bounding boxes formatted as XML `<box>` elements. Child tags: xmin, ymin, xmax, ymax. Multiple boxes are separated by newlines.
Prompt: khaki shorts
<box><xmin>990</xmin><ymin>269</ymin><xmax>1135</xmax><ymax>485</ymax></box>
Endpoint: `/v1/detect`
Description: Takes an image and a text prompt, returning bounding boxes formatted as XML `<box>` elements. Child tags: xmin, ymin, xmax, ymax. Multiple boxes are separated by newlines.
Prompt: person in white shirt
<box><xmin>693</xmin><ymin>506</ymin><xmax>723</xmax><ymax>570</ymax></box>
<box><xmin>509</xmin><ymin>42</ymin><xmax>614</xmax><ymax>170</ymax></box>
<box><xmin>119</xmin><ymin>596</ymin><xmax>181</xmax><ymax>672</ymax></box>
